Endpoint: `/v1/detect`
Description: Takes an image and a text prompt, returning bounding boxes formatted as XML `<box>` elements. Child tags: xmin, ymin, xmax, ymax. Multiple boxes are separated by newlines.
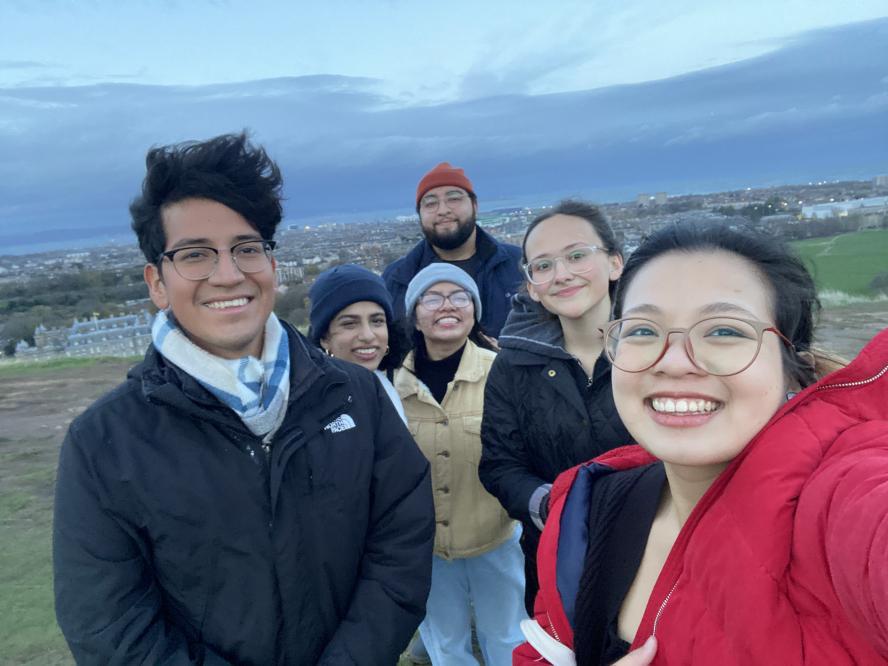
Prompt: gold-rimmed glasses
<box><xmin>603</xmin><ymin>316</ymin><xmax>793</xmax><ymax>376</ymax></box>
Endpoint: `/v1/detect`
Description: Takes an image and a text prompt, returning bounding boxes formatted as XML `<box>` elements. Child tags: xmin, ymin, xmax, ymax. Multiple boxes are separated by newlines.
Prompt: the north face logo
<box><xmin>324</xmin><ymin>414</ymin><xmax>356</xmax><ymax>433</ymax></box>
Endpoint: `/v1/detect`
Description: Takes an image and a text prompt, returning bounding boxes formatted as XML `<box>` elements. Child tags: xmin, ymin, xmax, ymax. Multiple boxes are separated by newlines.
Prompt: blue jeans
<box><xmin>419</xmin><ymin>525</ymin><xmax>527</xmax><ymax>665</ymax></box>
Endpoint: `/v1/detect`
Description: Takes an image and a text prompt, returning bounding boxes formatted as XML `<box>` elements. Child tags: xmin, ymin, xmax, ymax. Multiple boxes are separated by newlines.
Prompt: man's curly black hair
<box><xmin>130</xmin><ymin>131</ymin><xmax>283</xmax><ymax>264</ymax></box>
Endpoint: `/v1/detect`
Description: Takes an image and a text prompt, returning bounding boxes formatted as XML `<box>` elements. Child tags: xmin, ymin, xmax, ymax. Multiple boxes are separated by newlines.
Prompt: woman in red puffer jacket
<box><xmin>516</xmin><ymin>223</ymin><xmax>888</xmax><ymax>666</ymax></box>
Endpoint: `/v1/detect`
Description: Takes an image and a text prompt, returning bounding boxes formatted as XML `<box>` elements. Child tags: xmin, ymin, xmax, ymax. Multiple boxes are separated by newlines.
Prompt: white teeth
<box><xmin>354</xmin><ymin>348</ymin><xmax>377</xmax><ymax>354</ymax></box>
<box><xmin>651</xmin><ymin>397</ymin><xmax>720</xmax><ymax>414</ymax></box>
<box><xmin>437</xmin><ymin>317</ymin><xmax>459</xmax><ymax>324</ymax></box>
<box><xmin>206</xmin><ymin>297</ymin><xmax>249</xmax><ymax>309</ymax></box>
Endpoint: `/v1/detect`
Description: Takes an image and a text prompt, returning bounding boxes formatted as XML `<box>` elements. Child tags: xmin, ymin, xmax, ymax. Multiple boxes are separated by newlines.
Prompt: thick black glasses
<box><xmin>603</xmin><ymin>316</ymin><xmax>793</xmax><ymax>376</ymax></box>
<box><xmin>158</xmin><ymin>240</ymin><xmax>276</xmax><ymax>281</ymax></box>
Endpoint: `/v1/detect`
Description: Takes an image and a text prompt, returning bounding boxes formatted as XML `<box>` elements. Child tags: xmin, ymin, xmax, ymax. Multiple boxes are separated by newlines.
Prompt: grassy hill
<box><xmin>792</xmin><ymin>229</ymin><xmax>888</xmax><ymax>299</ymax></box>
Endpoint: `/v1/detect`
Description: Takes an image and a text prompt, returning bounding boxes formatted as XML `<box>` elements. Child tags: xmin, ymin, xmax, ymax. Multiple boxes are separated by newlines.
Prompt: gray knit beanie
<box><xmin>404</xmin><ymin>263</ymin><xmax>482</xmax><ymax>320</ymax></box>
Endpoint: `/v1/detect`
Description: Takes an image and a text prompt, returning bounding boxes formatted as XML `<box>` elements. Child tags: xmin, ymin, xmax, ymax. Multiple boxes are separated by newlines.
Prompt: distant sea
<box><xmin>1</xmin><ymin>228</ymin><xmax>138</xmax><ymax>257</ymax></box>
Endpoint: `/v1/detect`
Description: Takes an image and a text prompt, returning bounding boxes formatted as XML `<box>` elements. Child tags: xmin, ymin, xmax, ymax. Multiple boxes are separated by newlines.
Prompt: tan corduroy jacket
<box><xmin>395</xmin><ymin>340</ymin><xmax>517</xmax><ymax>560</ymax></box>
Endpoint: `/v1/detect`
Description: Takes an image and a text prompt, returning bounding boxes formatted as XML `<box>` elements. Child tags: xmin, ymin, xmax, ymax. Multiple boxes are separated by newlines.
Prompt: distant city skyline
<box><xmin>1</xmin><ymin>4</ymin><xmax>887</xmax><ymax>253</ymax></box>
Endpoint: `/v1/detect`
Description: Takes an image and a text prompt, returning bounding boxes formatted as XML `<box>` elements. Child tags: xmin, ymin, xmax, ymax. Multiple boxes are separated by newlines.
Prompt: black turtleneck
<box><xmin>414</xmin><ymin>339</ymin><xmax>466</xmax><ymax>404</ymax></box>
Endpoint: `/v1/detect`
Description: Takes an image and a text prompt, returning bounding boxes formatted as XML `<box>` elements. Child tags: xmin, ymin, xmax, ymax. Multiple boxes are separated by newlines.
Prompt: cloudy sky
<box><xmin>2</xmin><ymin>1</ymin><xmax>887</xmax><ymax>253</ymax></box>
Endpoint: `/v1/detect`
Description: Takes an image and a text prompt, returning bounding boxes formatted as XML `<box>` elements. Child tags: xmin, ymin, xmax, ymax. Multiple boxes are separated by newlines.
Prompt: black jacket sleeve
<box><xmin>479</xmin><ymin>354</ymin><xmax>548</xmax><ymax>525</ymax></box>
<box><xmin>53</xmin><ymin>423</ymin><xmax>233</xmax><ymax>666</ymax></box>
<box><xmin>318</xmin><ymin>375</ymin><xmax>434</xmax><ymax>665</ymax></box>
<box><xmin>383</xmin><ymin>263</ymin><xmax>408</xmax><ymax>324</ymax></box>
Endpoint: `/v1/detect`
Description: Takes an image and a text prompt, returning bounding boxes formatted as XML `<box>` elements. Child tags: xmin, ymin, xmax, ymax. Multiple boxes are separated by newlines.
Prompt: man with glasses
<box><xmin>53</xmin><ymin>133</ymin><xmax>435</xmax><ymax>665</ymax></box>
<box><xmin>383</xmin><ymin>162</ymin><xmax>523</xmax><ymax>337</ymax></box>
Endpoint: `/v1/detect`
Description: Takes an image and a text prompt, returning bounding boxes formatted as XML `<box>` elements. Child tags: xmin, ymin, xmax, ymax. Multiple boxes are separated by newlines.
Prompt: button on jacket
<box><xmin>395</xmin><ymin>340</ymin><xmax>516</xmax><ymax>559</ymax></box>
<box><xmin>53</xmin><ymin>324</ymin><xmax>435</xmax><ymax>665</ymax></box>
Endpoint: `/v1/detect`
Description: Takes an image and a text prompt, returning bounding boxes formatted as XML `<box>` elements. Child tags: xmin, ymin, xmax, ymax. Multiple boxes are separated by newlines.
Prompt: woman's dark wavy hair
<box><xmin>521</xmin><ymin>199</ymin><xmax>623</xmax><ymax>299</ymax></box>
<box><xmin>378</xmin><ymin>319</ymin><xmax>413</xmax><ymax>372</ymax></box>
<box><xmin>613</xmin><ymin>222</ymin><xmax>824</xmax><ymax>388</ymax></box>
<box><xmin>130</xmin><ymin>131</ymin><xmax>283</xmax><ymax>264</ymax></box>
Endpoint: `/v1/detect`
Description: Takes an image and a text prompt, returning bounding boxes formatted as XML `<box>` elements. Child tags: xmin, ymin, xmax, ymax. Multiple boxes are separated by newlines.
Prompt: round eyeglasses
<box><xmin>523</xmin><ymin>245</ymin><xmax>605</xmax><ymax>285</ymax></box>
<box><xmin>603</xmin><ymin>316</ymin><xmax>794</xmax><ymax>376</ymax></box>
<box><xmin>419</xmin><ymin>191</ymin><xmax>469</xmax><ymax>214</ymax></box>
<box><xmin>418</xmin><ymin>290</ymin><xmax>473</xmax><ymax>310</ymax></box>
<box><xmin>158</xmin><ymin>240</ymin><xmax>276</xmax><ymax>281</ymax></box>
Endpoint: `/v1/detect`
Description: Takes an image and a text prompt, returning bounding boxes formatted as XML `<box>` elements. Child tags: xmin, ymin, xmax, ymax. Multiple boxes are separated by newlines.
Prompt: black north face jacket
<box><xmin>479</xmin><ymin>295</ymin><xmax>631</xmax><ymax>611</ymax></box>
<box><xmin>53</xmin><ymin>324</ymin><xmax>434</xmax><ymax>665</ymax></box>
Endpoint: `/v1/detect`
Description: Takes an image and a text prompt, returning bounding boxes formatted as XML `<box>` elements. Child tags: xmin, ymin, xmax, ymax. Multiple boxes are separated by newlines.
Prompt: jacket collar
<box><xmin>387</xmin><ymin>226</ymin><xmax>509</xmax><ymax>286</ymax></box>
<box><xmin>497</xmin><ymin>293</ymin><xmax>573</xmax><ymax>361</ymax></box>
<box><xmin>395</xmin><ymin>339</ymin><xmax>487</xmax><ymax>400</ymax></box>
<box><xmin>136</xmin><ymin>321</ymin><xmax>348</xmax><ymax>426</ymax></box>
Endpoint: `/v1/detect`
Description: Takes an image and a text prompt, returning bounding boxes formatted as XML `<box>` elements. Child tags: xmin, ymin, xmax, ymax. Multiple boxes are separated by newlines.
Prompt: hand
<box><xmin>611</xmin><ymin>635</ymin><xmax>657</xmax><ymax>666</ymax></box>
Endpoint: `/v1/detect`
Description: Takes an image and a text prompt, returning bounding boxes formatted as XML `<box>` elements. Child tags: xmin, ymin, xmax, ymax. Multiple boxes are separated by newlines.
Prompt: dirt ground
<box><xmin>813</xmin><ymin>301</ymin><xmax>888</xmax><ymax>360</ymax></box>
<box><xmin>1</xmin><ymin>359</ymin><xmax>136</xmax><ymax>450</ymax></box>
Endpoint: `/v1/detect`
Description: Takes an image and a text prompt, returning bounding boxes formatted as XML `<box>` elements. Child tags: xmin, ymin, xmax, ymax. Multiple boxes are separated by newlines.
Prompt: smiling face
<box><xmin>414</xmin><ymin>281</ymin><xmax>475</xmax><ymax>346</ymax></box>
<box><xmin>418</xmin><ymin>185</ymin><xmax>478</xmax><ymax>251</ymax></box>
<box><xmin>611</xmin><ymin>250</ymin><xmax>788</xmax><ymax>472</ymax></box>
<box><xmin>144</xmin><ymin>197</ymin><xmax>276</xmax><ymax>359</ymax></box>
<box><xmin>525</xmin><ymin>214</ymin><xmax>623</xmax><ymax>321</ymax></box>
<box><xmin>321</xmin><ymin>300</ymin><xmax>389</xmax><ymax>371</ymax></box>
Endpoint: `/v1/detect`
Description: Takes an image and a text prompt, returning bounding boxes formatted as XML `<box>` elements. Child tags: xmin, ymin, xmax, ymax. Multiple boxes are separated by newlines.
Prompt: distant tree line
<box><xmin>714</xmin><ymin>195</ymin><xmax>794</xmax><ymax>223</ymax></box>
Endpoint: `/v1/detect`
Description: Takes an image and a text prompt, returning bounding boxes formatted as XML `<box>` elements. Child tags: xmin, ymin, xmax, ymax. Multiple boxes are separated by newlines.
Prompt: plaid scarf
<box><xmin>151</xmin><ymin>310</ymin><xmax>290</xmax><ymax>440</ymax></box>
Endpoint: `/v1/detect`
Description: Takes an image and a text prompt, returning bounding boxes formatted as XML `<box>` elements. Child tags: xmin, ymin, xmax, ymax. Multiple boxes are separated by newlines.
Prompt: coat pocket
<box><xmin>462</xmin><ymin>415</ymin><xmax>483</xmax><ymax>463</ymax></box>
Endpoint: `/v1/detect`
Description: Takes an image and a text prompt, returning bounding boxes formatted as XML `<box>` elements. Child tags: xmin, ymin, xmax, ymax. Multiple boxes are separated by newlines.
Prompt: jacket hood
<box><xmin>497</xmin><ymin>292</ymin><xmax>572</xmax><ymax>360</ymax></box>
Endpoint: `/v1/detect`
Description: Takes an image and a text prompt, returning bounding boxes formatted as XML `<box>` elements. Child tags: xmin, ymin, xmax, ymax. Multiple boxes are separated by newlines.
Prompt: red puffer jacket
<box><xmin>515</xmin><ymin>328</ymin><xmax>888</xmax><ymax>665</ymax></box>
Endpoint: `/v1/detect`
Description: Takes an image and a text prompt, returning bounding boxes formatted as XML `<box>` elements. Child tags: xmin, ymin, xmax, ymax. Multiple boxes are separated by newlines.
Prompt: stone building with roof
<box><xmin>15</xmin><ymin>311</ymin><xmax>154</xmax><ymax>361</ymax></box>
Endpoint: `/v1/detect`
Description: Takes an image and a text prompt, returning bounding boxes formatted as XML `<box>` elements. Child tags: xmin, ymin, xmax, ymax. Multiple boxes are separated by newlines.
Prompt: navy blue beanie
<box><xmin>308</xmin><ymin>264</ymin><xmax>394</xmax><ymax>343</ymax></box>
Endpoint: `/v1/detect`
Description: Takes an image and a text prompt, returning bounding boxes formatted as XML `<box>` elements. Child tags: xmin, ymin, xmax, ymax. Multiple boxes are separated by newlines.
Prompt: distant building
<box><xmin>873</xmin><ymin>175</ymin><xmax>888</xmax><ymax>188</ymax></box>
<box><xmin>275</xmin><ymin>262</ymin><xmax>304</xmax><ymax>284</ymax></box>
<box><xmin>16</xmin><ymin>311</ymin><xmax>154</xmax><ymax>361</ymax></box>
<box><xmin>801</xmin><ymin>196</ymin><xmax>888</xmax><ymax>220</ymax></box>
<box><xmin>654</xmin><ymin>192</ymin><xmax>668</xmax><ymax>205</ymax></box>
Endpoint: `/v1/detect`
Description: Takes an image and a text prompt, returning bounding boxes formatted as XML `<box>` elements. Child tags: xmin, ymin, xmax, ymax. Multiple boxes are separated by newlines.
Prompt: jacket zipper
<box><xmin>813</xmin><ymin>362</ymin><xmax>888</xmax><ymax>391</ymax></box>
<box><xmin>546</xmin><ymin>611</ymin><xmax>562</xmax><ymax>643</ymax></box>
<box><xmin>645</xmin><ymin>360</ymin><xmax>887</xmax><ymax>641</ymax></box>
<box><xmin>651</xmin><ymin>580</ymin><xmax>678</xmax><ymax>637</ymax></box>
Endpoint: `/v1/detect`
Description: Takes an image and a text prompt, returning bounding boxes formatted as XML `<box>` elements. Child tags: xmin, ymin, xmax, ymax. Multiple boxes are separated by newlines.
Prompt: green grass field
<box><xmin>0</xmin><ymin>355</ymin><xmax>141</xmax><ymax>379</ymax></box>
<box><xmin>1</xmin><ymin>435</ymin><xmax>73</xmax><ymax>666</ymax></box>
<box><xmin>0</xmin><ymin>358</ymin><xmax>140</xmax><ymax>665</ymax></box>
<box><xmin>792</xmin><ymin>228</ymin><xmax>888</xmax><ymax>297</ymax></box>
